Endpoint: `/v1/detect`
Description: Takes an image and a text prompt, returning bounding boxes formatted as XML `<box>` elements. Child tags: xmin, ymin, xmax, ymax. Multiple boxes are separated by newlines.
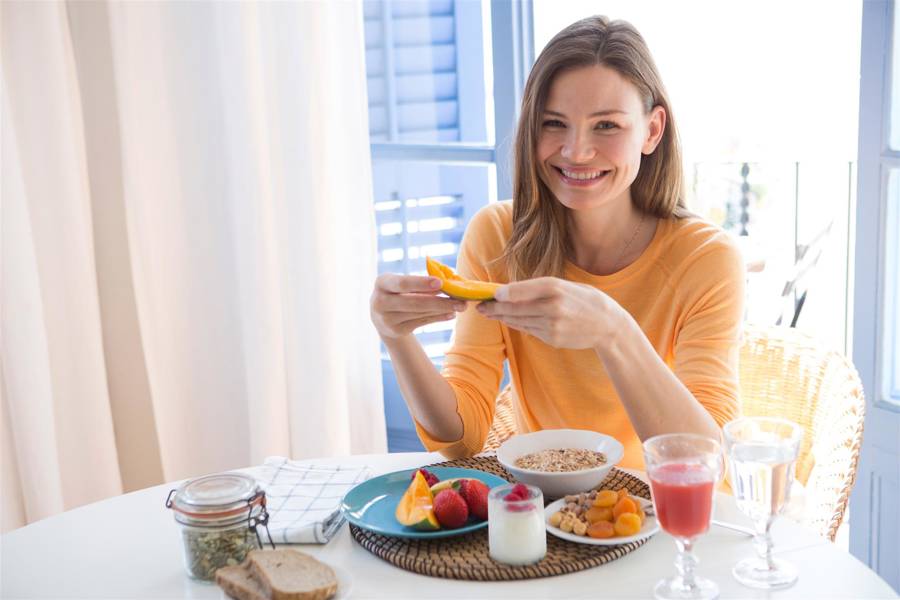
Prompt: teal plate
<box><xmin>341</xmin><ymin>467</ymin><xmax>509</xmax><ymax>539</ymax></box>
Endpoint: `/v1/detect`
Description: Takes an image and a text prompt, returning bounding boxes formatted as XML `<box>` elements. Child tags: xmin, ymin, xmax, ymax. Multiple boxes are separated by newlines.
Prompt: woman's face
<box><xmin>536</xmin><ymin>64</ymin><xmax>665</xmax><ymax>212</ymax></box>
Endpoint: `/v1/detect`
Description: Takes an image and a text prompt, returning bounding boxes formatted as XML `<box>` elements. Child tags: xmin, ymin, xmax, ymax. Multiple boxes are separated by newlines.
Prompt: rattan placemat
<box><xmin>348</xmin><ymin>455</ymin><xmax>653</xmax><ymax>581</ymax></box>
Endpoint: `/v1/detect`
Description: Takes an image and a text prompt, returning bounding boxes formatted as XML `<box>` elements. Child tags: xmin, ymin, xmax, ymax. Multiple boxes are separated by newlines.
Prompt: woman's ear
<box><xmin>641</xmin><ymin>105</ymin><xmax>666</xmax><ymax>155</ymax></box>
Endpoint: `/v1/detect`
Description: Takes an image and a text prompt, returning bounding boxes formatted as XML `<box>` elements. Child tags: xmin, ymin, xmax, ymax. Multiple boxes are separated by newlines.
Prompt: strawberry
<box><xmin>461</xmin><ymin>479</ymin><xmax>489</xmax><ymax>521</ymax></box>
<box><xmin>510</xmin><ymin>483</ymin><xmax>530</xmax><ymax>499</ymax></box>
<box><xmin>433</xmin><ymin>489</ymin><xmax>469</xmax><ymax>529</ymax></box>
<box><xmin>411</xmin><ymin>468</ymin><xmax>439</xmax><ymax>488</ymax></box>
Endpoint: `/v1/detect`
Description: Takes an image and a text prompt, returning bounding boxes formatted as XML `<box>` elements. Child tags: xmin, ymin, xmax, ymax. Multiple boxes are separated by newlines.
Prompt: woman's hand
<box><xmin>476</xmin><ymin>277</ymin><xmax>624</xmax><ymax>350</ymax></box>
<box><xmin>370</xmin><ymin>274</ymin><xmax>467</xmax><ymax>340</ymax></box>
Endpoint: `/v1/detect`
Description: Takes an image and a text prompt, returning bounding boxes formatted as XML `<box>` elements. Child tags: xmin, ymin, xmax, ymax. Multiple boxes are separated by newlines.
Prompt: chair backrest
<box><xmin>483</xmin><ymin>324</ymin><xmax>865</xmax><ymax>541</ymax></box>
<box><xmin>738</xmin><ymin>323</ymin><xmax>865</xmax><ymax>541</ymax></box>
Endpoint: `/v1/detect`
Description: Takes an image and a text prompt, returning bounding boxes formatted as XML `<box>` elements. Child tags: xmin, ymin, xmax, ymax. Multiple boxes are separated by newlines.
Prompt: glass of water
<box><xmin>723</xmin><ymin>417</ymin><xmax>803</xmax><ymax>589</ymax></box>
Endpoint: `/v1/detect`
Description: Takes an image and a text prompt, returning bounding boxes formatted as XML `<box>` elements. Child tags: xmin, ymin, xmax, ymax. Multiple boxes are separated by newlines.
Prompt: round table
<box><xmin>1</xmin><ymin>452</ymin><xmax>895</xmax><ymax>599</ymax></box>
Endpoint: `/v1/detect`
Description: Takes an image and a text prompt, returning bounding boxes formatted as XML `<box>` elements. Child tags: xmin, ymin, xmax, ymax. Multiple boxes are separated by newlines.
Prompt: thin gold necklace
<box><xmin>612</xmin><ymin>212</ymin><xmax>646</xmax><ymax>271</ymax></box>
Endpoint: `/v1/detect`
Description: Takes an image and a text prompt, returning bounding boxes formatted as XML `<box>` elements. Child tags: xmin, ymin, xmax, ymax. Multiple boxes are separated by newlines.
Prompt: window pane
<box><xmin>363</xmin><ymin>0</ymin><xmax>493</xmax><ymax>144</ymax></box>
<box><xmin>891</xmin><ymin>3</ymin><xmax>900</xmax><ymax>150</ymax></box>
<box><xmin>885</xmin><ymin>169</ymin><xmax>900</xmax><ymax>405</ymax></box>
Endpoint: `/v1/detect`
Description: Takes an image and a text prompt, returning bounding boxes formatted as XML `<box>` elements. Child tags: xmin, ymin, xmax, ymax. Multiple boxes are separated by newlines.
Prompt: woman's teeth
<box><xmin>560</xmin><ymin>168</ymin><xmax>608</xmax><ymax>180</ymax></box>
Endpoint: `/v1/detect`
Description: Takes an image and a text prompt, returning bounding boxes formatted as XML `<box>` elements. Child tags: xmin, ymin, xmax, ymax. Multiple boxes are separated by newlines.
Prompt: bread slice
<box><xmin>215</xmin><ymin>563</ymin><xmax>268</xmax><ymax>600</ymax></box>
<box><xmin>248</xmin><ymin>549</ymin><xmax>338</xmax><ymax>600</ymax></box>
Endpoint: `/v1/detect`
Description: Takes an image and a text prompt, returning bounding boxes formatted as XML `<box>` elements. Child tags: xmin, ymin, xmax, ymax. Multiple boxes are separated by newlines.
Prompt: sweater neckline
<box><xmin>564</xmin><ymin>217</ymin><xmax>669</xmax><ymax>285</ymax></box>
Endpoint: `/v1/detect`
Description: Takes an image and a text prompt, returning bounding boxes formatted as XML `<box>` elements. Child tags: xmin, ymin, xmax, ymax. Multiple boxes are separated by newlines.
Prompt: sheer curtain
<box><xmin>1</xmin><ymin>0</ymin><xmax>385</xmax><ymax>532</ymax></box>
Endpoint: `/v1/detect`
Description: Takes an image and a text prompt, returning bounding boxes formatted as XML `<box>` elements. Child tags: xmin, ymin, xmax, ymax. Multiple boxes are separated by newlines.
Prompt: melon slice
<box><xmin>426</xmin><ymin>256</ymin><xmax>500</xmax><ymax>301</ymax></box>
<box><xmin>395</xmin><ymin>471</ymin><xmax>440</xmax><ymax>530</ymax></box>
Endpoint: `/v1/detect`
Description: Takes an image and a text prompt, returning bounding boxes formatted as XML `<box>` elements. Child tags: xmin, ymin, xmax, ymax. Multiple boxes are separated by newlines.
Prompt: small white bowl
<box><xmin>496</xmin><ymin>429</ymin><xmax>624</xmax><ymax>499</ymax></box>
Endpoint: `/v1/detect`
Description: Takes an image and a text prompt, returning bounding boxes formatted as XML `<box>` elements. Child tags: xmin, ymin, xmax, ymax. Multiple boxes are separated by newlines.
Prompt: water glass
<box><xmin>723</xmin><ymin>416</ymin><xmax>803</xmax><ymax>589</ymax></box>
<box><xmin>643</xmin><ymin>433</ymin><xmax>723</xmax><ymax>600</ymax></box>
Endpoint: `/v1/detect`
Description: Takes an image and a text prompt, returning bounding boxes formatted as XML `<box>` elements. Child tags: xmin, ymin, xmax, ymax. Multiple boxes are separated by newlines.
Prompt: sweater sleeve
<box><xmin>672</xmin><ymin>235</ymin><xmax>745</xmax><ymax>429</ymax></box>
<box><xmin>413</xmin><ymin>205</ymin><xmax>508</xmax><ymax>458</ymax></box>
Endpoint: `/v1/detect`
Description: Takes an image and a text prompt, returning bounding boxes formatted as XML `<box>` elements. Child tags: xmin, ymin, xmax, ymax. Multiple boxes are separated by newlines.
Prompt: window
<box><xmin>363</xmin><ymin>0</ymin><xmax>530</xmax><ymax>450</ymax></box>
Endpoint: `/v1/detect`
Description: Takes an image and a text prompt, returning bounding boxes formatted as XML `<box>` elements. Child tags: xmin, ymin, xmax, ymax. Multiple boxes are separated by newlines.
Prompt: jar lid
<box><xmin>167</xmin><ymin>472</ymin><xmax>263</xmax><ymax>520</ymax></box>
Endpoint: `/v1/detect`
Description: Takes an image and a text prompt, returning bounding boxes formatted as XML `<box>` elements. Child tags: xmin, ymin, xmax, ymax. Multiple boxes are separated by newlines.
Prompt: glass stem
<box><xmin>753</xmin><ymin>517</ymin><xmax>776</xmax><ymax>571</ymax></box>
<box><xmin>674</xmin><ymin>537</ymin><xmax>699</xmax><ymax>589</ymax></box>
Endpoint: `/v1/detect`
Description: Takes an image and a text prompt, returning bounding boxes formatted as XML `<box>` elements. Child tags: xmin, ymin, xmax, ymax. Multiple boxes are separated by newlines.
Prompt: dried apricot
<box><xmin>593</xmin><ymin>490</ymin><xmax>618</xmax><ymax>508</ymax></box>
<box><xmin>617</xmin><ymin>488</ymin><xmax>629</xmax><ymax>500</ymax></box>
<box><xmin>587</xmin><ymin>520</ymin><xmax>616</xmax><ymax>539</ymax></box>
<box><xmin>612</xmin><ymin>496</ymin><xmax>638</xmax><ymax>519</ymax></box>
<box><xmin>635</xmin><ymin>502</ymin><xmax>646</xmax><ymax>524</ymax></box>
<box><xmin>584</xmin><ymin>506</ymin><xmax>614</xmax><ymax>523</ymax></box>
<box><xmin>614</xmin><ymin>512</ymin><xmax>642</xmax><ymax>536</ymax></box>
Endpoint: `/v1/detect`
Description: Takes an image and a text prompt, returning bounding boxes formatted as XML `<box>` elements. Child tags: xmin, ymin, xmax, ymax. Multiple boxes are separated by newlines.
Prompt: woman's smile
<box><xmin>552</xmin><ymin>165</ymin><xmax>612</xmax><ymax>188</ymax></box>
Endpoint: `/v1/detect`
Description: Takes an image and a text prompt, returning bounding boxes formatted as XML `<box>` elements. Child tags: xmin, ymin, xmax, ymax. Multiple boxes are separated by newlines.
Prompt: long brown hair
<box><xmin>501</xmin><ymin>16</ymin><xmax>688</xmax><ymax>281</ymax></box>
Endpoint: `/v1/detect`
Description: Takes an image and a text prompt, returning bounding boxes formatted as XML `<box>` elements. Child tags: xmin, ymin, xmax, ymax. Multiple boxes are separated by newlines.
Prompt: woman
<box><xmin>369</xmin><ymin>16</ymin><xmax>744</xmax><ymax>469</ymax></box>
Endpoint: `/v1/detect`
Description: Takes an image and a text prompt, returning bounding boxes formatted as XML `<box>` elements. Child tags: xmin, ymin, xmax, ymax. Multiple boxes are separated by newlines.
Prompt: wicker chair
<box><xmin>482</xmin><ymin>324</ymin><xmax>866</xmax><ymax>541</ymax></box>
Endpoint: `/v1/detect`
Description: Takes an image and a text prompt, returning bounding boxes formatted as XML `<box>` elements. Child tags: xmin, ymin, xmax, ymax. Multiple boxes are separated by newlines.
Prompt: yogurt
<box><xmin>487</xmin><ymin>483</ymin><xmax>547</xmax><ymax>565</ymax></box>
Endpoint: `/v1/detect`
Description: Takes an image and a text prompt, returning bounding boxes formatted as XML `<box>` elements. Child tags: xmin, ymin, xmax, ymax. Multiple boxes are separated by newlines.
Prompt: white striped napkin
<box><xmin>254</xmin><ymin>456</ymin><xmax>370</xmax><ymax>544</ymax></box>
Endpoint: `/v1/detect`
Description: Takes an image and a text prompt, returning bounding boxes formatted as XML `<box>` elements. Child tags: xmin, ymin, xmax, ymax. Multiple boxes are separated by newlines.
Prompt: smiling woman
<box><xmin>369</xmin><ymin>15</ymin><xmax>744</xmax><ymax>471</ymax></box>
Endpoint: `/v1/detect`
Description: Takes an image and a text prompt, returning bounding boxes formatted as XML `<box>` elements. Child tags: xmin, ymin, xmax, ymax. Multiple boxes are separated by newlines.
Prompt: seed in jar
<box><xmin>513</xmin><ymin>448</ymin><xmax>607</xmax><ymax>472</ymax></box>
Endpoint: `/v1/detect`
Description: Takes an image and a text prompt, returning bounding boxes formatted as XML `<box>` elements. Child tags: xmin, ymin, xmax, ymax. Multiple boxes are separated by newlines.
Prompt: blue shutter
<box><xmin>364</xmin><ymin>0</ymin><xmax>460</xmax><ymax>143</ymax></box>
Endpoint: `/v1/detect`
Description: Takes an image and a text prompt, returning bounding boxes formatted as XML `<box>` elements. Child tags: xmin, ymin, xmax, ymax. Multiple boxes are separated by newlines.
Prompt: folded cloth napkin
<box><xmin>254</xmin><ymin>456</ymin><xmax>370</xmax><ymax>544</ymax></box>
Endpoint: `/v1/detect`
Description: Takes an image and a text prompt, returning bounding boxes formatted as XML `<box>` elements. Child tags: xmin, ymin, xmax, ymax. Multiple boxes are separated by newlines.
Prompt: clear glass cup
<box><xmin>487</xmin><ymin>483</ymin><xmax>546</xmax><ymax>566</ymax></box>
<box><xmin>644</xmin><ymin>433</ymin><xmax>723</xmax><ymax>600</ymax></box>
<box><xmin>723</xmin><ymin>417</ymin><xmax>803</xmax><ymax>589</ymax></box>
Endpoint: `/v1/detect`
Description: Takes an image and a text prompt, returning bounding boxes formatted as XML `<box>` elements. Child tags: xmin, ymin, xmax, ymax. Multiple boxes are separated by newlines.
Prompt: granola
<box><xmin>514</xmin><ymin>448</ymin><xmax>607</xmax><ymax>472</ymax></box>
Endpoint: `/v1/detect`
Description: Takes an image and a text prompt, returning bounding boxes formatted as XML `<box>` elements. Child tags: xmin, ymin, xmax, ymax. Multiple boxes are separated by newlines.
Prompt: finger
<box><xmin>399</xmin><ymin>313</ymin><xmax>456</xmax><ymax>331</ymax></box>
<box><xmin>383</xmin><ymin>294</ymin><xmax>467</xmax><ymax>314</ymax></box>
<box><xmin>492</xmin><ymin>316</ymin><xmax>546</xmax><ymax>338</ymax></box>
<box><xmin>477</xmin><ymin>297</ymin><xmax>554</xmax><ymax>318</ymax></box>
<box><xmin>377</xmin><ymin>273</ymin><xmax>443</xmax><ymax>294</ymax></box>
<box><xmin>494</xmin><ymin>277</ymin><xmax>562</xmax><ymax>303</ymax></box>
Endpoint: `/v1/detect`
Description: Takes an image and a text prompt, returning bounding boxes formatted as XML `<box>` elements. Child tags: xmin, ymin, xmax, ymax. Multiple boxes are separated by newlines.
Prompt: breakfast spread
<box><xmin>215</xmin><ymin>548</ymin><xmax>337</xmax><ymax>600</ymax></box>
<box><xmin>548</xmin><ymin>488</ymin><xmax>646</xmax><ymax>538</ymax></box>
<box><xmin>514</xmin><ymin>448</ymin><xmax>608</xmax><ymax>472</ymax></box>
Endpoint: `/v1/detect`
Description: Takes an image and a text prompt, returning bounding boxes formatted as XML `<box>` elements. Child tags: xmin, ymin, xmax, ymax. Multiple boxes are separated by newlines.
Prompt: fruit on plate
<box><xmin>410</xmin><ymin>468</ymin><xmax>439</xmax><ymax>488</ymax></box>
<box><xmin>425</xmin><ymin>256</ymin><xmax>500</xmax><ymax>301</ymax></box>
<box><xmin>433</xmin><ymin>489</ymin><xmax>469</xmax><ymax>529</ymax></box>
<box><xmin>429</xmin><ymin>477</ymin><xmax>466</xmax><ymax>494</ymax></box>
<box><xmin>395</xmin><ymin>471</ymin><xmax>440</xmax><ymax>531</ymax></box>
<box><xmin>459</xmin><ymin>479</ymin><xmax>490</xmax><ymax>521</ymax></box>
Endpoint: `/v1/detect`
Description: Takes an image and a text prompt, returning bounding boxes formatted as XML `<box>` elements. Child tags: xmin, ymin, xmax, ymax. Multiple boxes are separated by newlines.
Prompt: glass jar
<box><xmin>165</xmin><ymin>472</ymin><xmax>271</xmax><ymax>581</ymax></box>
<box><xmin>487</xmin><ymin>483</ymin><xmax>547</xmax><ymax>566</ymax></box>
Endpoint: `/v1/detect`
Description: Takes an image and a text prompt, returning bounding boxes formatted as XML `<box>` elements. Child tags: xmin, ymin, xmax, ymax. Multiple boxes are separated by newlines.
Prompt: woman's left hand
<box><xmin>476</xmin><ymin>277</ymin><xmax>623</xmax><ymax>350</ymax></box>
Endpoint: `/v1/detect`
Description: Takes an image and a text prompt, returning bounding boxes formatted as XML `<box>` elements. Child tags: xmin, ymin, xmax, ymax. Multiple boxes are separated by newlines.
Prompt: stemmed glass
<box><xmin>723</xmin><ymin>417</ymin><xmax>803</xmax><ymax>589</ymax></box>
<box><xmin>643</xmin><ymin>433</ymin><xmax>723</xmax><ymax>600</ymax></box>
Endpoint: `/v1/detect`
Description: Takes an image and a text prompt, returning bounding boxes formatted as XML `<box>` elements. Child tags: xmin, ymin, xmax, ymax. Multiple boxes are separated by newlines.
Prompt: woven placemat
<box><xmin>348</xmin><ymin>455</ymin><xmax>653</xmax><ymax>581</ymax></box>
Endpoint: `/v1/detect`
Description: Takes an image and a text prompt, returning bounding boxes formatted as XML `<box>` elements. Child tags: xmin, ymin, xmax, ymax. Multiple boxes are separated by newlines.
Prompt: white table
<box><xmin>2</xmin><ymin>452</ymin><xmax>896</xmax><ymax>599</ymax></box>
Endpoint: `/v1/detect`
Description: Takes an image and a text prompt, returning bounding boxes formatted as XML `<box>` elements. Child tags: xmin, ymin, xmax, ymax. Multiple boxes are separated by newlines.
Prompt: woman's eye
<box><xmin>596</xmin><ymin>121</ymin><xmax>618</xmax><ymax>130</ymax></box>
<box><xmin>542</xmin><ymin>119</ymin><xmax>565</xmax><ymax>128</ymax></box>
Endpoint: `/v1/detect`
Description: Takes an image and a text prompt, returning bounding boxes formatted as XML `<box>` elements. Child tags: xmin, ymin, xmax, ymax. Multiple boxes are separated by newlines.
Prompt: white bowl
<box><xmin>496</xmin><ymin>429</ymin><xmax>624</xmax><ymax>499</ymax></box>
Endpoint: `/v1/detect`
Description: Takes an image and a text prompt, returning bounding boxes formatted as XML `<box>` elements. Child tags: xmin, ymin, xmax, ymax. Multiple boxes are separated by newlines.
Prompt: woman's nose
<box><xmin>560</xmin><ymin>129</ymin><xmax>596</xmax><ymax>163</ymax></box>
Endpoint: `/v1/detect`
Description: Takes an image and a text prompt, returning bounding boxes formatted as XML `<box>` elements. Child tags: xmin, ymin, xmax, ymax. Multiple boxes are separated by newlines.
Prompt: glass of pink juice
<box><xmin>644</xmin><ymin>434</ymin><xmax>723</xmax><ymax>600</ymax></box>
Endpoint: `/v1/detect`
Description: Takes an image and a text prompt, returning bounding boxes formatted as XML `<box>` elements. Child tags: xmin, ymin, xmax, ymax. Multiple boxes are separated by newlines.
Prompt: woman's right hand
<box><xmin>370</xmin><ymin>274</ymin><xmax>467</xmax><ymax>340</ymax></box>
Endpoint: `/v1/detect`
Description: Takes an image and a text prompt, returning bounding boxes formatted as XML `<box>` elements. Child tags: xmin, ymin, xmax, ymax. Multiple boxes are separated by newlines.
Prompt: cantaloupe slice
<box><xmin>395</xmin><ymin>471</ymin><xmax>440</xmax><ymax>530</ymax></box>
<box><xmin>425</xmin><ymin>256</ymin><xmax>500</xmax><ymax>301</ymax></box>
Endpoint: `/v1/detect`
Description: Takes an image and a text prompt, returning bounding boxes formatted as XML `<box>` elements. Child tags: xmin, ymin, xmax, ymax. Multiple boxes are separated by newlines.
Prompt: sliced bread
<box><xmin>248</xmin><ymin>549</ymin><xmax>338</xmax><ymax>600</ymax></box>
<box><xmin>215</xmin><ymin>563</ymin><xmax>268</xmax><ymax>600</ymax></box>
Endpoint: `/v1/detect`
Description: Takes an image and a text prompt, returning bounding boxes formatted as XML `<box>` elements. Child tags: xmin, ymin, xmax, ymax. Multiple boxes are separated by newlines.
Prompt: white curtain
<box><xmin>1</xmin><ymin>0</ymin><xmax>386</xmax><ymax>532</ymax></box>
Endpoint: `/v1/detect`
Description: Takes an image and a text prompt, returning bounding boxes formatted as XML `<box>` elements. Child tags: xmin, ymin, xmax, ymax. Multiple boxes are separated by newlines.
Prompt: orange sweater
<box><xmin>414</xmin><ymin>201</ymin><xmax>744</xmax><ymax>469</ymax></box>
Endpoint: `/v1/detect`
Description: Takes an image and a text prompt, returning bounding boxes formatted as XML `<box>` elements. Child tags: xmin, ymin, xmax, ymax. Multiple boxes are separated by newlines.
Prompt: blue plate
<box><xmin>341</xmin><ymin>467</ymin><xmax>509</xmax><ymax>539</ymax></box>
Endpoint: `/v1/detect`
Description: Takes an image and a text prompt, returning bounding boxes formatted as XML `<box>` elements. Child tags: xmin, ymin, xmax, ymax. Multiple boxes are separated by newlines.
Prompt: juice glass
<box><xmin>723</xmin><ymin>417</ymin><xmax>802</xmax><ymax>589</ymax></box>
<box><xmin>644</xmin><ymin>433</ymin><xmax>723</xmax><ymax>600</ymax></box>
